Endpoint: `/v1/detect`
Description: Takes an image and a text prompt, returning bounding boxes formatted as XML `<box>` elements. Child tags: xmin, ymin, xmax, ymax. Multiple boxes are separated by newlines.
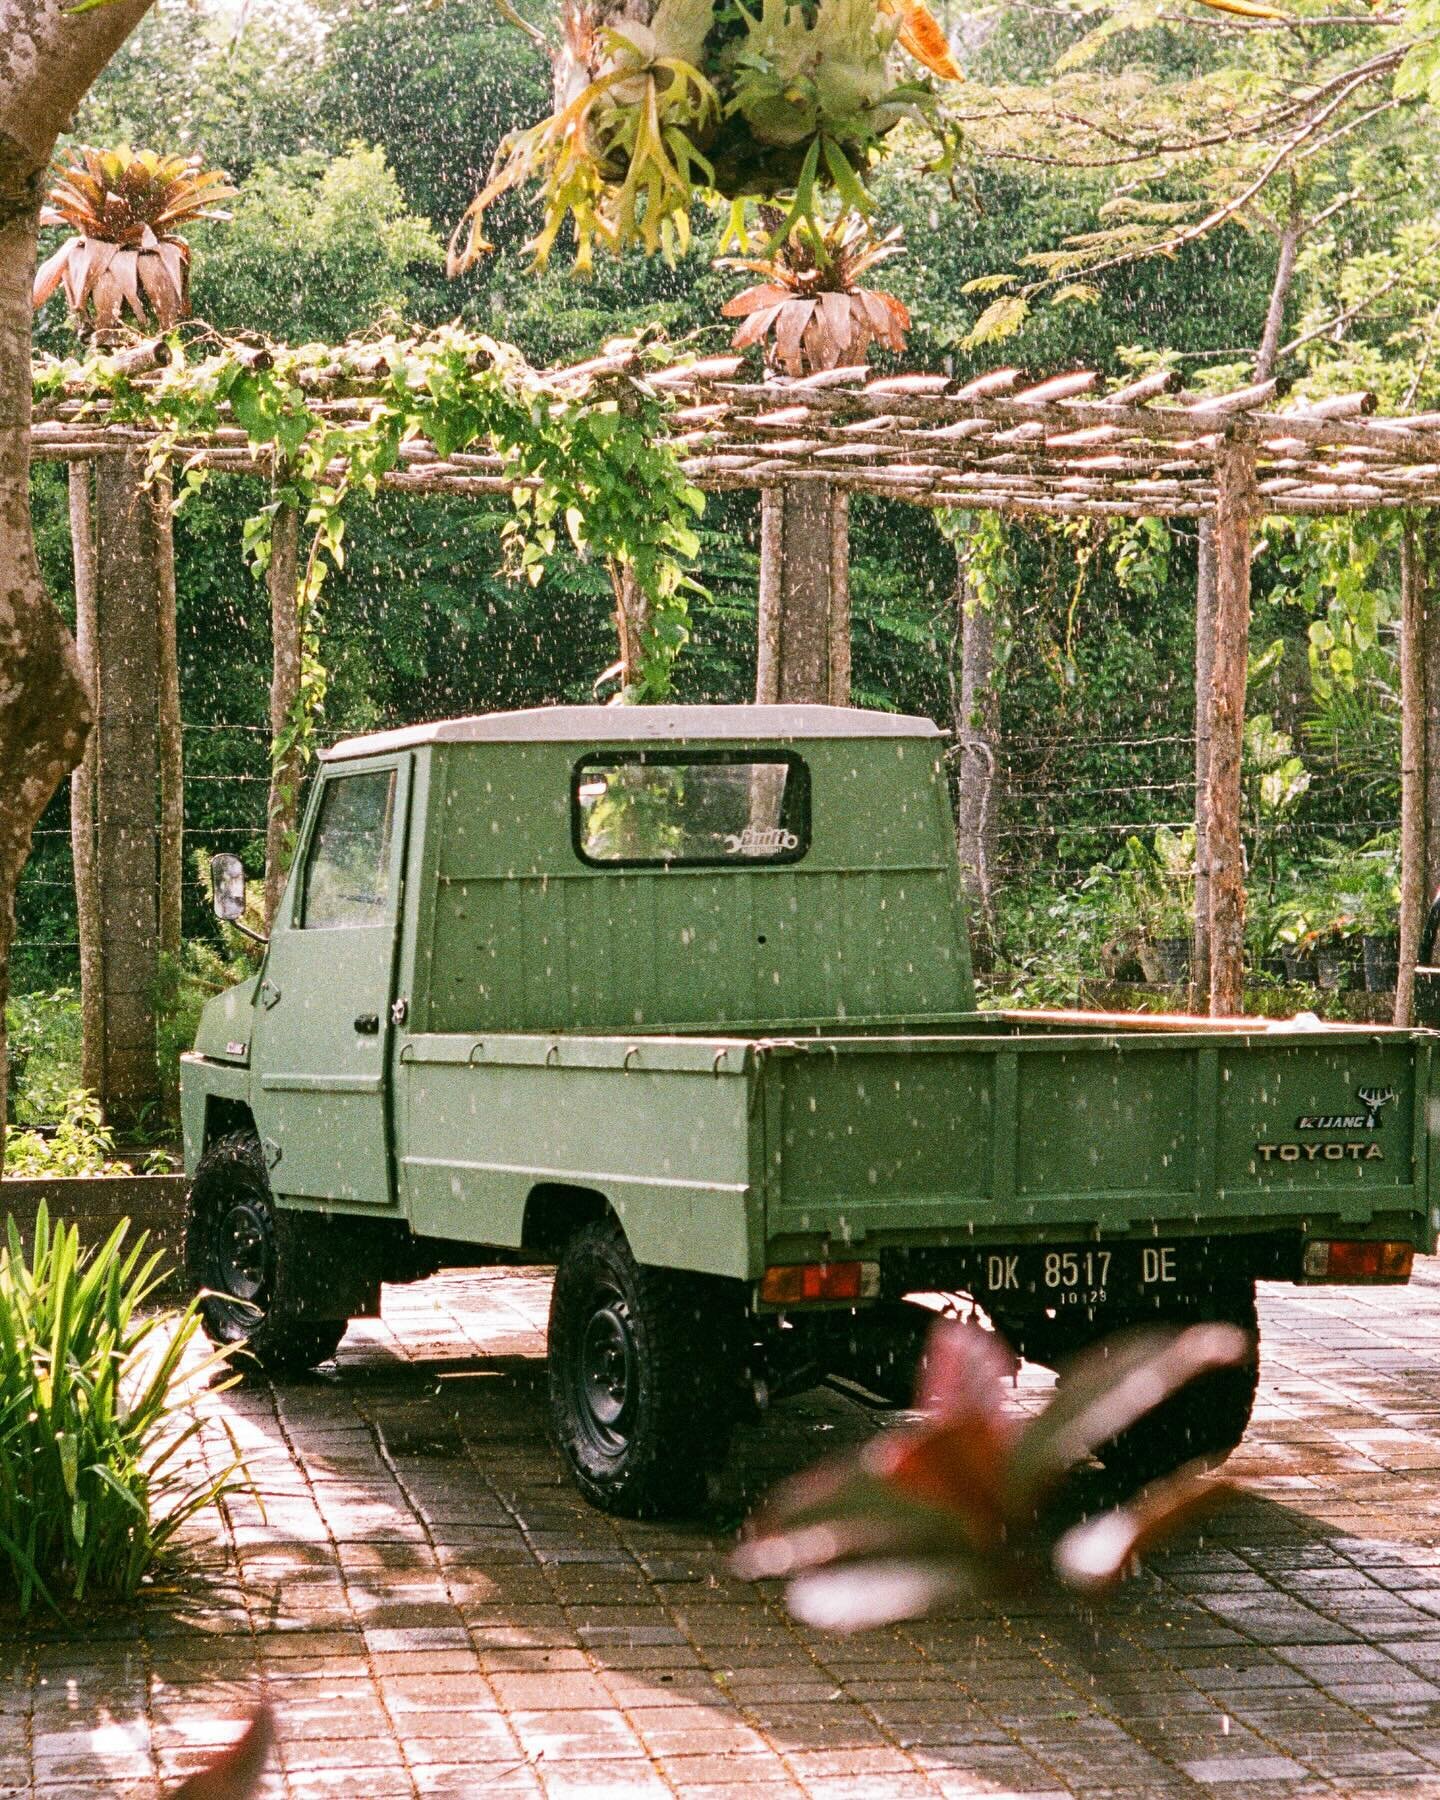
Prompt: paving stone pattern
<box><xmin>13</xmin><ymin>1266</ymin><xmax>1440</xmax><ymax>1796</ymax></box>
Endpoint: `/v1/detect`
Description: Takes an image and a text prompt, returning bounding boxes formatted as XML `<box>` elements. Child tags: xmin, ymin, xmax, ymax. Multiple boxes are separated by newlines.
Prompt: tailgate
<box><xmin>759</xmin><ymin>1028</ymin><xmax>1436</xmax><ymax>1255</ymax></box>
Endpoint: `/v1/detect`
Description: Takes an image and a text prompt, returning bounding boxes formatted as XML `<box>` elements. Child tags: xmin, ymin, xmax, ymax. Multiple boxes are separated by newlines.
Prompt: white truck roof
<box><xmin>321</xmin><ymin>705</ymin><xmax>942</xmax><ymax>761</ymax></box>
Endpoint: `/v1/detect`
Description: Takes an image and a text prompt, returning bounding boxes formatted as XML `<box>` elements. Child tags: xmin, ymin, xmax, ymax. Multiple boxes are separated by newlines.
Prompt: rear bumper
<box><xmin>884</xmin><ymin>1225</ymin><xmax>1425</xmax><ymax>1314</ymax></box>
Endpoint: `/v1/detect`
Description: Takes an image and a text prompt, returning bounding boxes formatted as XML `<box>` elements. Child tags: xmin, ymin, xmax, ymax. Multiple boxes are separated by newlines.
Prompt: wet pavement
<box><xmin>10</xmin><ymin>1264</ymin><xmax>1440</xmax><ymax>1797</ymax></box>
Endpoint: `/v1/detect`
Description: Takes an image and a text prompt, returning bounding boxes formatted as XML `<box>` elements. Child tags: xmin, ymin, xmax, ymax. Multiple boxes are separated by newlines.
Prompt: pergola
<box><xmin>30</xmin><ymin>340</ymin><xmax>1440</xmax><ymax>1109</ymax></box>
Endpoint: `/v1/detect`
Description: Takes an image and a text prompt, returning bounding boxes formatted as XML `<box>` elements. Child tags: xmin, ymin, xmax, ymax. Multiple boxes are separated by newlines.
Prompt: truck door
<box><xmin>250</xmin><ymin>755</ymin><xmax>411</xmax><ymax>1205</ymax></box>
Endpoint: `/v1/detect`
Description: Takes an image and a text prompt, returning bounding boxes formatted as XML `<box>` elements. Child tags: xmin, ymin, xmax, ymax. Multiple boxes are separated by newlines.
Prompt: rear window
<box><xmin>572</xmin><ymin>752</ymin><xmax>810</xmax><ymax>868</ymax></box>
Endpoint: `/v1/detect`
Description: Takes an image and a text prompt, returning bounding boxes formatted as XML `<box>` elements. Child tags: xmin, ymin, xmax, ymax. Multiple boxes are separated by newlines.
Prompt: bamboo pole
<box><xmin>153</xmin><ymin>467</ymin><xmax>182</xmax><ymax>964</ymax></box>
<box><xmin>1206</xmin><ymin>439</ymin><xmax>1258</xmax><ymax>1016</ymax></box>
<box><xmin>1193</xmin><ymin>521</ymin><xmax>1216</xmax><ymax>999</ymax></box>
<box><xmin>1398</xmin><ymin>517</ymin><xmax>1425</xmax><ymax>1026</ymax></box>
<box><xmin>264</xmin><ymin>499</ymin><xmax>302</xmax><ymax>929</ymax></box>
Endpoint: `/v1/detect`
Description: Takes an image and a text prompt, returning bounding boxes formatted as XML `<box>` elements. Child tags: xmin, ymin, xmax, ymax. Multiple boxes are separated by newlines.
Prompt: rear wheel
<box><xmin>547</xmin><ymin>1218</ymin><xmax>735</xmax><ymax>1517</ymax></box>
<box><xmin>828</xmin><ymin>1301</ymin><xmax>936</xmax><ymax>1406</ymax></box>
<box><xmin>1069</xmin><ymin>1283</ymin><xmax>1260</xmax><ymax>1487</ymax></box>
<box><xmin>185</xmin><ymin>1132</ymin><xmax>346</xmax><ymax>1374</ymax></box>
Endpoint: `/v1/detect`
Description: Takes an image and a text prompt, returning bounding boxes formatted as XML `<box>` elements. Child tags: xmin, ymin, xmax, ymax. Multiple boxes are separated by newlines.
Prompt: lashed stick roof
<box><xmin>30</xmin><ymin>340</ymin><xmax>1440</xmax><ymax>517</ymax></box>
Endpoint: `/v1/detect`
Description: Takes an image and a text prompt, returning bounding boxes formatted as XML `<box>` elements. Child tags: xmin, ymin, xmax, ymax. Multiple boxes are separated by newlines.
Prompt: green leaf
<box><xmin>963</xmin><ymin>293</ymin><xmax>1031</xmax><ymax>347</ymax></box>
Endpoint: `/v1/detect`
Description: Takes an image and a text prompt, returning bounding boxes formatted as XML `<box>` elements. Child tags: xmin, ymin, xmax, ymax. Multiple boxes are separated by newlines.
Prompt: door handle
<box><xmin>354</xmin><ymin>1013</ymin><xmax>380</xmax><ymax>1035</ymax></box>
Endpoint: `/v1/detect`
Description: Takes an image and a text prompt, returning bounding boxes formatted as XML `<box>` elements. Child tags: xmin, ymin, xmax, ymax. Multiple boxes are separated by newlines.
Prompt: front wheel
<box><xmin>185</xmin><ymin>1132</ymin><xmax>346</xmax><ymax>1374</ymax></box>
<box><xmin>547</xmin><ymin>1219</ymin><xmax>736</xmax><ymax>1517</ymax></box>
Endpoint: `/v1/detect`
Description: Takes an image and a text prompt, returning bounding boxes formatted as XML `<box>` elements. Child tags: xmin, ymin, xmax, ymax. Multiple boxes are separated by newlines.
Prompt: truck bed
<box><xmin>393</xmin><ymin>1011</ymin><xmax>1436</xmax><ymax>1281</ymax></box>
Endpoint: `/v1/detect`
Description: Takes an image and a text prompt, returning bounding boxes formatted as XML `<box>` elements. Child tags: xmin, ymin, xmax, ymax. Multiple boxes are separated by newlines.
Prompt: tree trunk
<box><xmin>0</xmin><ymin>0</ymin><xmax>159</xmax><ymax>1162</ymax></box>
<box><xmin>91</xmin><ymin>449</ymin><xmax>162</xmax><ymax>1126</ymax></box>
<box><xmin>1253</xmin><ymin>216</ymin><xmax>1302</xmax><ymax>386</ymax></box>
<box><xmin>68</xmin><ymin>460</ymin><xmax>103</xmax><ymax>1094</ymax></box>
<box><xmin>951</xmin><ymin>548</ymin><xmax>1000</xmax><ymax>952</ymax></box>
<box><xmin>264</xmin><ymin>499</ymin><xmax>302</xmax><ymax>927</ymax></box>
<box><xmin>1193</xmin><ymin>213</ymin><xmax>1301</xmax><ymax>1008</ymax></box>
<box><xmin>1192</xmin><ymin>520</ymin><xmax>1216</xmax><ymax>1000</ymax></box>
<box><xmin>755</xmin><ymin>483</ymin><xmax>851</xmax><ymax>704</ymax></box>
<box><xmin>154</xmin><ymin>467</ymin><xmax>182</xmax><ymax>962</ymax></box>
<box><xmin>1206</xmin><ymin>440</ymin><xmax>1258</xmax><ymax>1016</ymax></box>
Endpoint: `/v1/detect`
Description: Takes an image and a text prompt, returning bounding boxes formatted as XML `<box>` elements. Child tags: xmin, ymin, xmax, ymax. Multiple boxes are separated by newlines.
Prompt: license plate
<box><xmin>975</xmin><ymin>1244</ymin><xmax>1185</xmax><ymax>1311</ymax></box>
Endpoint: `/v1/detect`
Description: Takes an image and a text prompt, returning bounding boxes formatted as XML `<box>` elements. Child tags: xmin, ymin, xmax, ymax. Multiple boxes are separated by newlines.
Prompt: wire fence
<box><xmin>12</xmin><ymin>717</ymin><xmax>1402</xmax><ymax>967</ymax></box>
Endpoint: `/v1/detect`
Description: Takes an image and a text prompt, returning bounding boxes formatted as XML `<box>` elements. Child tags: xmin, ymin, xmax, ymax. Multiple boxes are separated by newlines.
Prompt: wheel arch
<box><xmin>521</xmin><ymin>1182</ymin><xmax>613</xmax><ymax>1259</ymax></box>
<box><xmin>203</xmin><ymin>1095</ymin><xmax>256</xmax><ymax>1153</ymax></box>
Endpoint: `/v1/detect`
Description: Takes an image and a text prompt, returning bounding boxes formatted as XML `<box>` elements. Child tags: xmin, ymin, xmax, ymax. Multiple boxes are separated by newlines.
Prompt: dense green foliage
<box><xmin>17</xmin><ymin>0</ymin><xmax>1440</xmax><ymax>1046</ymax></box>
<box><xmin>0</xmin><ymin>1209</ymin><xmax>241</xmax><ymax>1614</ymax></box>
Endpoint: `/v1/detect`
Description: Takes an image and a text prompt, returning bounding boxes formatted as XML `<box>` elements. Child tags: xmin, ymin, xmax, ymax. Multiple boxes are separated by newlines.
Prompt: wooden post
<box><xmin>1206</xmin><ymin>439</ymin><xmax>1257</xmax><ymax>1016</ymax></box>
<box><xmin>1192</xmin><ymin>520</ymin><xmax>1216</xmax><ymax>997</ymax></box>
<box><xmin>67</xmin><ymin>461</ymin><xmax>103</xmax><ymax>1097</ymax></box>
<box><xmin>154</xmin><ymin>467</ymin><xmax>182</xmax><ymax>963</ymax></box>
<box><xmin>91</xmin><ymin>449</ymin><xmax>162</xmax><ymax>1125</ymax></box>
<box><xmin>1398</xmin><ymin>517</ymin><xmax>1440</xmax><ymax>1024</ymax></box>
<box><xmin>264</xmin><ymin>499</ymin><xmax>302</xmax><ymax>928</ymax></box>
<box><xmin>952</xmin><ymin>546</ymin><xmax>1001</xmax><ymax>950</ymax></box>
<box><xmin>755</xmin><ymin>482</ymin><xmax>851</xmax><ymax>704</ymax></box>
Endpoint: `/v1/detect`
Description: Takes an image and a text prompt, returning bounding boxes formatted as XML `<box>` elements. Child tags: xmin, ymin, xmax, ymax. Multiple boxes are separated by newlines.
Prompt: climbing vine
<box><xmin>34</xmin><ymin>326</ymin><xmax>706</xmax><ymax>810</ymax></box>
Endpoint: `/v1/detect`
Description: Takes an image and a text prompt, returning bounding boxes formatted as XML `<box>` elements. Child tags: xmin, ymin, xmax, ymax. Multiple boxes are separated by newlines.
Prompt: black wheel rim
<box><xmin>209</xmin><ymin>1194</ymin><xmax>273</xmax><ymax>1333</ymax></box>
<box><xmin>573</xmin><ymin>1279</ymin><xmax>637</xmax><ymax>1458</ymax></box>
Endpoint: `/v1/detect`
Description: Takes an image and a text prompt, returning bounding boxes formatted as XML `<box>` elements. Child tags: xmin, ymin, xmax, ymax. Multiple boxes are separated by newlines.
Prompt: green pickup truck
<box><xmin>182</xmin><ymin>705</ymin><xmax>1439</xmax><ymax>1515</ymax></box>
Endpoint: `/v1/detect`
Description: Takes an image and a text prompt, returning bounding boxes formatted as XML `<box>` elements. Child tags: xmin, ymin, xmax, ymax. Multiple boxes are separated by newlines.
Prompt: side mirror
<box><xmin>210</xmin><ymin>853</ymin><xmax>247</xmax><ymax>923</ymax></box>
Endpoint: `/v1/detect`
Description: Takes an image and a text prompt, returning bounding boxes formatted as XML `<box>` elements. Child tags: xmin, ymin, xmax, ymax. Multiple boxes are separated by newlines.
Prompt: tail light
<box><xmin>758</xmin><ymin>1261</ymin><xmax>880</xmax><ymax>1306</ymax></box>
<box><xmin>1302</xmin><ymin>1240</ymin><xmax>1413</xmax><ymax>1282</ymax></box>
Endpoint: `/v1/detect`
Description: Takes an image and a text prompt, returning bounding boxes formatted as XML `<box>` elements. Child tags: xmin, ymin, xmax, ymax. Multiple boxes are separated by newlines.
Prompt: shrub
<box><xmin>4</xmin><ymin>988</ymin><xmax>82</xmax><ymax>1126</ymax></box>
<box><xmin>4</xmin><ymin>1089</ymin><xmax>132</xmax><ymax>1178</ymax></box>
<box><xmin>0</xmin><ymin>1207</ymin><xmax>243</xmax><ymax>1614</ymax></box>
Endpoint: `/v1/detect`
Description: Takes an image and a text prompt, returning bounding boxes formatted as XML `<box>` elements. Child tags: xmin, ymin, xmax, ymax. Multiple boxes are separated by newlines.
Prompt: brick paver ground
<box><xmin>11</xmin><ymin>1264</ymin><xmax>1440</xmax><ymax>1797</ymax></box>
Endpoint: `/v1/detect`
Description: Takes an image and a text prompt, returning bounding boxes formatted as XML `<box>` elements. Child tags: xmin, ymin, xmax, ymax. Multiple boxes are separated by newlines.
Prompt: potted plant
<box><xmin>1124</xmin><ymin>828</ymin><xmax>1193</xmax><ymax>985</ymax></box>
<box><xmin>1313</xmin><ymin>836</ymin><xmax>1399</xmax><ymax>994</ymax></box>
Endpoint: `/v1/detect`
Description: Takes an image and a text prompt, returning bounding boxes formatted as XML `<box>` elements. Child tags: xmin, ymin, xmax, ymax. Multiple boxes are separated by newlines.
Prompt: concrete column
<box><xmin>91</xmin><ymin>449</ymin><xmax>162</xmax><ymax>1124</ymax></box>
<box><xmin>755</xmin><ymin>482</ymin><xmax>850</xmax><ymax>704</ymax></box>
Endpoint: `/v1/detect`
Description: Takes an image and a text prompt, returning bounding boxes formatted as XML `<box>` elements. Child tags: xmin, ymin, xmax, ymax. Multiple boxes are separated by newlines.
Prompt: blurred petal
<box><xmin>786</xmin><ymin>1555</ymin><xmax>975</xmax><ymax>1633</ymax></box>
<box><xmin>1053</xmin><ymin>1471</ymin><xmax>1239</xmax><ymax>1595</ymax></box>
<box><xmin>1006</xmin><ymin>1324</ymin><xmax>1251</xmax><ymax>1513</ymax></box>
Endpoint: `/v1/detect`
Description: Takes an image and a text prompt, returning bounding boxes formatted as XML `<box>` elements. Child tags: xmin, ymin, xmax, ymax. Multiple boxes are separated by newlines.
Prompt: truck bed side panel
<box><xmin>395</xmin><ymin>1036</ymin><xmax>757</xmax><ymax>1277</ymax></box>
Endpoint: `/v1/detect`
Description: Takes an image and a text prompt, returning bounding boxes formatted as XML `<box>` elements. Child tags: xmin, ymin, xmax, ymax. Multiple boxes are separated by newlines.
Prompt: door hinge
<box><xmin>260</xmin><ymin>979</ymin><xmax>281</xmax><ymax>1009</ymax></box>
<box><xmin>262</xmin><ymin>1137</ymin><xmax>283</xmax><ymax>1169</ymax></box>
<box><xmin>391</xmin><ymin>997</ymin><xmax>409</xmax><ymax>1027</ymax></box>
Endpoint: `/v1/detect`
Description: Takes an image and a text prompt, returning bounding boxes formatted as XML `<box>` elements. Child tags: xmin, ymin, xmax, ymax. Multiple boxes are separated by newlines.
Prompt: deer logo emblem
<box><xmin>1357</xmin><ymin>1087</ymin><xmax>1397</xmax><ymax>1129</ymax></box>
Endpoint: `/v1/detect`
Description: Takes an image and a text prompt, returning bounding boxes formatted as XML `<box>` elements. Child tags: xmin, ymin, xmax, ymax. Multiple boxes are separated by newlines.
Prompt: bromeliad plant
<box><xmin>0</xmin><ymin>1206</ymin><xmax>244</xmax><ymax>1614</ymax></box>
<box><xmin>32</xmin><ymin>145</ymin><xmax>236</xmax><ymax>333</ymax></box>
<box><xmin>720</xmin><ymin>207</ymin><xmax>909</xmax><ymax>372</ymax></box>
<box><xmin>451</xmin><ymin>0</ymin><xmax>962</xmax><ymax>270</ymax></box>
<box><xmin>734</xmin><ymin>1315</ymin><xmax>1247</xmax><ymax>1631</ymax></box>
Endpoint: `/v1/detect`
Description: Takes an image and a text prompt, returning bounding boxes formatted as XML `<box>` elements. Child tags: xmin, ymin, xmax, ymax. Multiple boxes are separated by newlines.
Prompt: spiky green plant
<box><xmin>0</xmin><ymin>1206</ymin><xmax>245</xmax><ymax>1614</ymax></box>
